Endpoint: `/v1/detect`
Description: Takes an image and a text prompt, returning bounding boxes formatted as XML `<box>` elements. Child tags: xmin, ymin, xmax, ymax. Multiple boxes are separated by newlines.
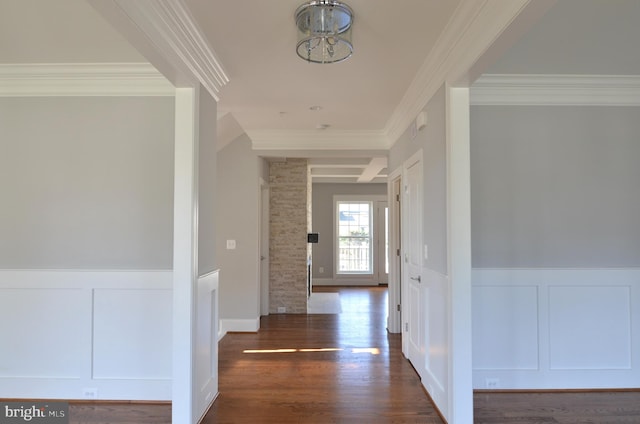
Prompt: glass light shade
<box><xmin>295</xmin><ymin>1</ymin><xmax>353</xmax><ymax>64</ymax></box>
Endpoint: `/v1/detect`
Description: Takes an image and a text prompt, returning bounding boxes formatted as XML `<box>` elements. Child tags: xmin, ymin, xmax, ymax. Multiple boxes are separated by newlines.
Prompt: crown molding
<box><xmin>471</xmin><ymin>74</ymin><xmax>640</xmax><ymax>106</ymax></box>
<box><xmin>247</xmin><ymin>129</ymin><xmax>389</xmax><ymax>151</ymax></box>
<box><xmin>0</xmin><ymin>63</ymin><xmax>174</xmax><ymax>97</ymax></box>
<box><xmin>108</xmin><ymin>0</ymin><xmax>229</xmax><ymax>100</ymax></box>
<box><xmin>384</xmin><ymin>0</ymin><xmax>531</xmax><ymax>146</ymax></box>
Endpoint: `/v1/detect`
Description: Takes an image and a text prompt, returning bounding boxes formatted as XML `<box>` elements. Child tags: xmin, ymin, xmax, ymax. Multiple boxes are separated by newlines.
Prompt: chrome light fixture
<box><xmin>295</xmin><ymin>0</ymin><xmax>354</xmax><ymax>64</ymax></box>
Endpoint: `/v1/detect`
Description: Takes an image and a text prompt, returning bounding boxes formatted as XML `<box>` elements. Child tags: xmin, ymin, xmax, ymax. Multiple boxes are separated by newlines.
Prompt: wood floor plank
<box><xmin>69</xmin><ymin>403</ymin><xmax>171</xmax><ymax>424</ymax></box>
<box><xmin>203</xmin><ymin>287</ymin><xmax>445</xmax><ymax>424</ymax></box>
<box><xmin>474</xmin><ymin>391</ymin><xmax>640</xmax><ymax>424</ymax></box>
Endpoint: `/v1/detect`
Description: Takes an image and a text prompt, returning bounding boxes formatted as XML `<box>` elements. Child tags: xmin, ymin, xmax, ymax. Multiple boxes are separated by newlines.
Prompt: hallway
<box><xmin>203</xmin><ymin>286</ymin><xmax>445</xmax><ymax>423</ymax></box>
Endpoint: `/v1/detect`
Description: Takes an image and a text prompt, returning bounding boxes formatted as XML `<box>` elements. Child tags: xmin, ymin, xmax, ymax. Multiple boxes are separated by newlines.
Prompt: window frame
<box><xmin>333</xmin><ymin>195</ymin><xmax>387</xmax><ymax>280</ymax></box>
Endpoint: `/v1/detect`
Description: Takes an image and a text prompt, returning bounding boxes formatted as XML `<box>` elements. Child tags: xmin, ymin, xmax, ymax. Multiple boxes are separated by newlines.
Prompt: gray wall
<box><xmin>470</xmin><ymin>105</ymin><xmax>640</xmax><ymax>268</ymax></box>
<box><xmin>389</xmin><ymin>85</ymin><xmax>448</xmax><ymax>275</ymax></box>
<box><xmin>197</xmin><ymin>88</ymin><xmax>218</xmax><ymax>276</ymax></box>
<box><xmin>311</xmin><ymin>183</ymin><xmax>387</xmax><ymax>279</ymax></box>
<box><xmin>216</xmin><ymin>134</ymin><xmax>265</xmax><ymax>320</ymax></box>
<box><xmin>0</xmin><ymin>97</ymin><xmax>175</xmax><ymax>269</ymax></box>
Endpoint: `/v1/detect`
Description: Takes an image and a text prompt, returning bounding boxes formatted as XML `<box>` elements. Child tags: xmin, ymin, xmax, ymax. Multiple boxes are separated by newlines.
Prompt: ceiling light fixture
<box><xmin>295</xmin><ymin>1</ymin><xmax>353</xmax><ymax>64</ymax></box>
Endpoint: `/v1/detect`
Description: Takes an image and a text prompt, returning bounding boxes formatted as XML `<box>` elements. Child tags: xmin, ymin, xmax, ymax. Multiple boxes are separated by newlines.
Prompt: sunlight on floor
<box><xmin>243</xmin><ymin>347</ymin><xmax>380</xmax><ymax>355</ymax></box>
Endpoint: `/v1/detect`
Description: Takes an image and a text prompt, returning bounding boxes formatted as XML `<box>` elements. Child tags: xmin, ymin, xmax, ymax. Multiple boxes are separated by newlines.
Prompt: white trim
<box><xmin>109</xmin><ymin>0</ymin><xmax>228</xmax><ymax>101</ymax></box>
<box><xmin>386</xmin><ymin>166</ymin><xmax>402</xmax><ymax>334</ymax></box>
<box><xmin>446</xmin><ymin>86</ymin><xmax>473</xmax><ymax>423</ymax></box>
<box><xmin>472</xmin><ymin>74</ymin><xmax>640</xmax><ymax>106</ymax></box>
<box><xmin>0</xmin><ymin>269</ymin><xmax>172</xmax><ymax>288</ymax></box>
<box><xmin>172</xmin><ymin>87</ymin><xmax>199</xmax><ymax>423</ymax></box>
<box><xmin>0</xmin><ymin>63</ymin><xmax>174</xmax><ymax>97</ymax></box>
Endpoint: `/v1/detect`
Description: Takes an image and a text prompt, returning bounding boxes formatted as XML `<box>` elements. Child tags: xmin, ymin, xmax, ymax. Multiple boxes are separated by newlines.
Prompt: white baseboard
<box><xmin>312</xmin><ymin>278</ymin><xmax>379</xmax><ymax>286</ymax></box>
<box><xmin>219</xmin><ymin>318</ymin><xmax>260</xmax><ymax>339</ymax></box>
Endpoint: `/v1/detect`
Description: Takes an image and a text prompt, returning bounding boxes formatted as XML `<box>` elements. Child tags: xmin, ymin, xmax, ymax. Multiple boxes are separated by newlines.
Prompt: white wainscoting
<box><xmin>420</xmin><ymin>268</ymin><xmax>449</xmax><ymax>415</ymax></box>
<box><xmin>195</xmin><ymin>270</ymin><xmax>220</xmax><ymax>423</ymax></box>
<box><xmin>0</xmin><ymin>269</ymin><xmax>172</xmax><ymax>400</ymax></box>
<box><xmin>472</xmin><ymin>268</ymin><xmax>640</xmax><ymax>390</ymax></box>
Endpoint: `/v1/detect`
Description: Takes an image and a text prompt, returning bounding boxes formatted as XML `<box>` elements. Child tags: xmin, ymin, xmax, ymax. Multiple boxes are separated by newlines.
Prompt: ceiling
<box><xmin>184</xmin><ymin>0</ymin><xmax>460</xmax><ymax>133</ymax></box>
<box><xmin>183</xmin><ymin>0</ymin><xmax>461</xmax><ymax>184</ymax></box>
<box><xmin>2</xmin><ymin>0</ymin><xmax>639</xmax><ymax>183</ymax></box>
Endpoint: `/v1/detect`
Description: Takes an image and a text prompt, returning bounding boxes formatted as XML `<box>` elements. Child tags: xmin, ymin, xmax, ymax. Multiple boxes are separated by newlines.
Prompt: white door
<box><xmin>387</xmin><ymin>175</ymin><xmax>402</xmax><ymax>333</ymax></box>
<box><xmin>376</xmin><ymin>200</ymin><xmax>389</xmax><ymax>285</ymax></box>
<box><xmin>260</xmin><ymin>184</ymin><xmax>269</xmax><ymax>316</ymax></box>
<box><xmin>403</xmin><ymin>152</ymin><xmax>423</xmax><ymax>372</ymax></box>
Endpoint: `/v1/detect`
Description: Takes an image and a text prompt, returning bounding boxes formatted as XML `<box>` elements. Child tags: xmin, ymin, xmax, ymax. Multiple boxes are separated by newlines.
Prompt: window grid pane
<box><xmin>337</xmin><ymin>201</ymin><xmax>372</xmax><ymax>273</ymax></box>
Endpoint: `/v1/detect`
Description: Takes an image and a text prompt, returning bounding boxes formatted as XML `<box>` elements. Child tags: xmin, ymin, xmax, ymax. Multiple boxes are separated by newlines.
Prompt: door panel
<box><xmin>260</xmin><ymin>185</ymin><xmax>269</xmax><ymax>316</ymax></box>
<box><xmin>408</xmin><ymin>278</ymin><xmax>421</xmax><ymax>356</ymax></box>
<box><xmin>403</xmin><ymin>153</ymin><xmax>423</xmax><ymax>371</ymax></box>
<box><xmin>376</xmin><ymin>201</ymin><xmax>389</xmax><ymax>285</ymax></box>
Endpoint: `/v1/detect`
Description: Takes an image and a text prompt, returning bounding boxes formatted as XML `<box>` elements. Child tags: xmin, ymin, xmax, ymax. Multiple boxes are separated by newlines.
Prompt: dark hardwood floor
<box><xmin>202</xmin><ymin>286</ymin><xmax>444</xmax><ymax>424</ymax></box>
<box><xmin>474</xmin><ymin>390</ymin><xmax>640</xmax><ymax>424</ymax></box>
<box><xmin>61</xmin><ymin>286</ymin><xmax>640</xmax><ymax>423</ymax></box>
<box><xmin>69</xmin><ymin>402</ymin><xmax>171</xmax><ymax>423</ymax></box>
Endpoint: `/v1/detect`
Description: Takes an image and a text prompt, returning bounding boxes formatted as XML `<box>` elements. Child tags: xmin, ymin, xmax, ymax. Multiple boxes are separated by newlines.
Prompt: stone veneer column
<box><xmin>269</xmin><ymin>158</ymin><xmax>310</xmax><ymax>313</ymax></box>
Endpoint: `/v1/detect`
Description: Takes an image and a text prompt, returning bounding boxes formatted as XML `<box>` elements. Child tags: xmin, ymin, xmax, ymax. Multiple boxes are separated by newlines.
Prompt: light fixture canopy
<box><xmin>295</xmin><ymin>0</ymin><xmax>353</xmax><ymax>64</ymax></box>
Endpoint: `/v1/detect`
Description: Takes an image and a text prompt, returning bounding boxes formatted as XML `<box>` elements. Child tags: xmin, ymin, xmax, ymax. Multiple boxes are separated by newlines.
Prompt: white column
<box><xmin>446</xmin><ymin>85</ymin><xmax>473</xmax><ymax>423</ymax></box>
<box><xmin>172</xmin><ymin>87</ymin><xmax>200</xmax><ymax>423</ymax></box>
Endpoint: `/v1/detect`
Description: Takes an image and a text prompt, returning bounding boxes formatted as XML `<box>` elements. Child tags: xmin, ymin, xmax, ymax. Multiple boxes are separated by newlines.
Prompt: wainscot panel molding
<box><xmin>472</xmin><ymin>268</ymin><xmax>640</xmax><ymax>390</ymax></box>
<box><xmin>420</xmin><ymin>268</ymin><xmax>449</xmax><ymax>415</ymax></box>
<box><xmin>195</xmin><ymin>270</ymin><xmax>220</xmax><ymax>422</ymax></box>
<box><xmin>0</xmin><ymin>269</ymin><xmax>172</xmax><ymax>400</ymax></box>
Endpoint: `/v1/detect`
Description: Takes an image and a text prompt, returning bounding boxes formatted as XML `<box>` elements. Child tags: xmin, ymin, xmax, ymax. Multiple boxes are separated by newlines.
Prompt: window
<box><xmin>337</xmin><ymin>201</ymin><xmax>372</xmax><ymax>274</ymax></box>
